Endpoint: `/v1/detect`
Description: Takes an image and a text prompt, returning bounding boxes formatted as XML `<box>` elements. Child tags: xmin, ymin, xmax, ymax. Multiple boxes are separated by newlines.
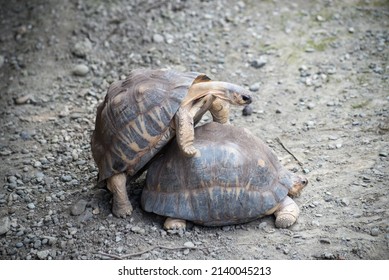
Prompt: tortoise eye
<box><xmin>242</xmin><ymin>95</ymin><xmax>252</xmax><ymax>103</ymax></box>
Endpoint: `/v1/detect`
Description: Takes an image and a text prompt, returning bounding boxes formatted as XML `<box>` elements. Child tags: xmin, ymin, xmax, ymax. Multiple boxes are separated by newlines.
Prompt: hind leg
<box><xmin>164</xmin><ymin>217</ymin><xmax>187</xmax><ymax>230</ymax></box>
<box><xmin>274</xmin><ymin>196</ymin><xmax>300</xmax><ymax>228</ymax></box>
<box><xmin>107</xmin><ymin>173</ymin><xmax>133</xmax><ymax>218</ymax></box>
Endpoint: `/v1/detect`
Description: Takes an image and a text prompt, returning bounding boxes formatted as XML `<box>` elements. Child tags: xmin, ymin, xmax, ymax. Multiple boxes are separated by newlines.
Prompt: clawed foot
<box><xmin>274</xmin><ymin>196</ymin><xmax>299</xmax><ymax>228</ymax></box>
<box><xmin>275</xmin><ymin>213</ymin><xmax>297</xmax><ymax>228</ymax></box>
<box><xmin>182</xmin><ymin>145</ymin><xmax>198</xmax><ymax>157</ymax></box>
<box><xmin>112</xmin><ymin>199</ymin><xmax>133</xmax><ymax>218</ymax></box>
<box><xmin>164</xmin><ymin>217</ymin><xmax>187</xmax><ymax>230</ymax></box>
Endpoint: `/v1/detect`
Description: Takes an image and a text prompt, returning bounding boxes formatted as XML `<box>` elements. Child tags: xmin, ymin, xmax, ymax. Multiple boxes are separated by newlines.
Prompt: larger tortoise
<box><xmin>141</xmin><ymin>122</ymin><xmax>308</xmax><ymax>229</ymax></box>
<box><xmin>91</xmin><ymin>69</ymin><xmax>252</xmax><ymax>217</ymax></box>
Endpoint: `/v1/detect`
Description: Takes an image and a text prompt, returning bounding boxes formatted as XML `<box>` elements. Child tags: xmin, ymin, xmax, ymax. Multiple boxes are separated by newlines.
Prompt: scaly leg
<box><xmin>164</xmin><ymin>217</ymin><xmax>187</xmax><ymax>230</ymax></box>
<box><xmin>273</xmin><ymin>196</ymin><xmax>300</xmax><ymax>228</ymax></box>
<box><xmin>174</xmin><ymin>106</ymin><xmax>198</xmax><ymax>157</ymax></box>
<box><xmin>107</xmin><ymin>173</ymin><xmax>133</xmax><ymax>218</ymax></box>
<box><xmin>209</xmin><ymin>98</ymin><xmax>230</xmax><ymax>124</ymax></box>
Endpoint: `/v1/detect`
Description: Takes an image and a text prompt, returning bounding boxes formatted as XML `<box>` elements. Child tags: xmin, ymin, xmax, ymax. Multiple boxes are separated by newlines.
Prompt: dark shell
<box><xmin>141</xmin><ymin>122</ymin><xmax>294</xmax><ymax>226</ymax></box>
<box><xmin>91</xmin><ymin>69</ymin><xmax>210</xmax><ymax>182</ymax></box>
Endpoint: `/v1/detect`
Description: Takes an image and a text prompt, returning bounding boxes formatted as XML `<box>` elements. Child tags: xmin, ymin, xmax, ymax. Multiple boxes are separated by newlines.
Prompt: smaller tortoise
<box><xmin>91</xmin><ymin>69</ymin><xmax>252</xmax><ymax>218</ymax></box>
<box><xmin>141</xmin><ymin>122</ymin><xmax>308</xmax><ymax>229</ymax></box>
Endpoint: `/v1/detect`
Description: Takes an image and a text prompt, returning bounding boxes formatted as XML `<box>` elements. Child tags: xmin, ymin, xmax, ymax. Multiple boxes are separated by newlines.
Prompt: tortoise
<box><xmin>141</xmin><ymin>122</ymin><xmax>308</xmax><ymax>229</ymax></box>
<box><xmin>91</xmin><ymin>68</ymin><xmax>252</xmax><ymax>218</ymax></box>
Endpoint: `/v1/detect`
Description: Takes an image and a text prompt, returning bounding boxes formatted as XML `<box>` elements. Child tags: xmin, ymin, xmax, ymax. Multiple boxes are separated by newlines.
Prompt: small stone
<box><xmin>0</xmin><ymin>55</ymin><xmax>4</xmax><ymax>68</ymax></box>
<box><xmin>72</xmin><ymin>64</ymin><xmax>89</xmax><ymax>76</ymax></box>
<box><xmin>336</xmin><ymin>143</ymin><xmax>342</xmax><ymax>149</ymax></box>
<box><xmin>184</xmin><ymin>241</ymin><xmax>195</xmax><ymax>248</ymax></box>
<box><xmin>340</xmin><ymin>198</ymin><xmax>350</xmax><ymax>206</ymax></box>
<box><xmin>131</xmin><ymin>226</ymin><xmax>145</xmax><ymax>234</ymax></box>
<box><xmin>348</xmin><ymin>27</ymin><xmax>355</xmax><ymax>33</ymax></box>
<box><xmin>249</xmin><ymin>82</ymin><xmax>261</xmax><ymax>92</ymax></box>
<box><xmin>36</xmin><ymin>250</ymin><xmax>50</xmax><ymax>260</ymax></box>
<box><xmin>242</xmin><ymin>104</ymin><xmax>253</xmax><ymax>116</ymax></box>
<box><xmin>153</xmin><ymin>33</ymin><xmax>164</xmax><ymax>43</ymax></box>
<box><xmin>27</xmin><ymin>203</ymin><xmax>35</xmax><ymax>210</ymax></box>
<box><xmin>319</xmin><ymin>238</ymin><xmax>331</xmax><ymax>244</ymax></box>
<box><xmin>222</xmin><ymin>225</ymin><xmax>231</xmax><ymax>231</ymax></box>
<box><xmin>250</xmin><ymin>56</ymin><xmax>267</xmax><ymax>69</ymax></box>
<box><xmin>379</xmin><ymin>152</ymin><xmax>387</xmax><ymax>157</ymax></box>
<box><xmin>15</xmin><ymin>242</ymin><xmax>24</xmax><ymax>248</ymax></box>
<box><xmin>307</xmin><ymin>103</ymin><xmax>315</xmax><ymax>110</ymax></box>
<box><xmin>258</xmin><ymin>222</ymin><xmax>268</xmax><ymax>229</ymax></box>
<box><xmin>61</xmin><ymin>175</ymin><xmax>72</xmax><ymax>182</ymax></box>
<box><xmin>72</xmin><ymin>39</ymin><xmax>92</xmax><ymax>58</ymax></box>
<box><xmin>316</xmin><ymin>15</ymin><xmax>325</xmax><ymax>22</ymax></box>
<box><xmin>71</xmin><ymin>199</ymin><xmax>88</xmax><ymax>216</ymax></box>
<box><xmin>311</xmin><ymin>220</ymin><xmax>320</xmax><ymax>226</ymax></box>
<box><xmin>370</xmin><ymin>228</ymin><xmax>380</xmax><ymax>236</ymax></box>
<box><xmin>72</xmin><ymin>150</ymin><xmax>79</xmax><ymax>161</ymax></box>
<box><xmin>0</xmin><ymin>216</ymin><xmax>10</xmax><ymax>235</ymax></box>
<box><xmin>326</xmin><ymin>67</ymin><xmax>337</xmax><ymax>75</ymax></box>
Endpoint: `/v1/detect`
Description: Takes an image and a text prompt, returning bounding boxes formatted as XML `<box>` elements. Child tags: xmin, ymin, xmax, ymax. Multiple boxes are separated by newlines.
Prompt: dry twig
<box><xmin>97</xmin><ymin>245</ymin><xmax>207</xmax><ymax>260</ymax></box>
<box><xmin>275</xmin><ymin>137</ymin><xmax>304</xmax><ymax>167</ymax></box>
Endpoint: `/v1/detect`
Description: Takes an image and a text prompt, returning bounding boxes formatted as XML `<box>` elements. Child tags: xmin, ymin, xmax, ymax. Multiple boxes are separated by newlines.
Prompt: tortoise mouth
<box><xmin>288</xmin><ymin>176</ymin><xmax>308</xmax><ymax>197</ymax></box>
<box><xmin>233</xmin><ymin>92</ymin><xmax>252</xmax><ymax>105</ymax></box>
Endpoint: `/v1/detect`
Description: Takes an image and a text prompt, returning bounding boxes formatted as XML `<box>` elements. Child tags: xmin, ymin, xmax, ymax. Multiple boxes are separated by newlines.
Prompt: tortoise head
<box><xmin>188</xmin><ymin>81</ymin><xmax>252</xmax><ymax>106</ymax></box>
<box><xmin>288</xmin><ymin>174</ymin><xmax>308</xmax><ymax>197</ymax></box>
<box><xmin>211</xmin><ymin>81</ymin><xmax>252</xmax><ymax>105</ymax></box>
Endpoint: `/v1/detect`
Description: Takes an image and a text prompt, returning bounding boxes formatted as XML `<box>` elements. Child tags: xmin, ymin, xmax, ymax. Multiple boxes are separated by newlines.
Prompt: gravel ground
<box><xmin>0</xmin><ymin>0</ymin><xmax>388</xmax><ymax>260</ymax></box>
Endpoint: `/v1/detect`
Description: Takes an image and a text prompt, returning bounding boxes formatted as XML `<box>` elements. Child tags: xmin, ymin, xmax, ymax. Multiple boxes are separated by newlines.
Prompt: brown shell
<box><xmin>142</xmin><ymin>122</ymin><xmax>294</xmax><ymax>226</ymax></box>
<box><xmin>91</xmin><ymin>69</ymin><xmax>210</xmax><ymax>182</ymax></box>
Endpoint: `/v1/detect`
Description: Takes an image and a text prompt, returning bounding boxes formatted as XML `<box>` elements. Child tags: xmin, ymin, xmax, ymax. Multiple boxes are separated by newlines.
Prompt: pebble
<box><xmin>250</xmin><ymin>56</ymin><xmax>267</xmax><ymax>69</ymax></box>
<box><xmin>184</xmin><ymin>241</ymin><xmax>195</xmax><ymax>248</ymax></box>
<box><xmin>61</xmin><ymin>175</ymin><xmax>72</xmax><ymax>182</ymax></box>
<box><xmin>27</xmin><ymin>203</ymin><xmax>36</xmax><ymax>210</ymax></box>
<box><xmin>0</xmin><ymin>216</ymin><xmax>10</xmax><ymax>235</ymax></box>
<box><xmin>249</xmin><ymin>82</ymin><xmax>261</xmax><ymax>91</ymax></box>
<box><xmin>153</xmin><ymin>33</ymin><xmax>165</xmax><ymax>43</ymax></box>
<box><xmin>72</xmin><ymin>64</ymin><xmax>89</xmax><ymax>76</ymax></box>
<box><xmin>37</xmin><ymin>250</ymin><xmax>50</xmax><ymax>260</ymax></box>
<box><xmin>71</xmin><ymin>199</ymin><xmax>88</xmax><ymax>216</ymax></box>
<box><xmin>72</xmin><ymin>149</ymin><xmax>79</xmax><ymax>161</ymax></box>
<box><xmin>307</xmin><ymin>103</ymin><xmax>315</xmax><ymax>110</ymax></box>
<box><xmin>0</xmin><ymin>55</ymin><xmax>4</xmax><ymax>68</ymax></box>
<box><xmin>340</xmin><ymin>198</ymin><xmax>350</xmax><ymax>206</ymax></box>
<box><xmin>131</xmin><ymin>226</ymin><xmax>145</xmax><ymax>234</ymax></box>
<box><xmin>242</xmin><ymin>104</ymin><xmax>253</xmax><ymax>116</ymax></box>
<box><xmin>319</xmin><ymin>238</ymin><xmax>331</xmax><ymax>244</ymax></box>
<box><xmin>379</xmin><ymin>152</ymin><xmax>387</xmax><ymax>157</ymax></box>
<box><xmin>370</xmin><ymin>228</ymin><xmax>380</xmax><ymax>236</ymax></box>
<box><xmin>72</xmin><ymin>39</ymin><xmax>92</xmax><ymax>58</ymax></box>
<box><xmin>14</xmin><ymin>94</ymin><xmax>33</xmax><ymax>105</ymax></box>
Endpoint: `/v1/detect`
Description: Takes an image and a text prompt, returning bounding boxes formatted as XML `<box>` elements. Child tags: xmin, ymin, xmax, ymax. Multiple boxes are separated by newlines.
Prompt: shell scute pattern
<box><xmin>142</xmin><ymin>122</ymin><xmax>295</xmax><ymax>226</ymax></box>
<box><xmin>92</xmin><ymin>69</ymin><xmax>205</xmax><ymax>182</ymax></box>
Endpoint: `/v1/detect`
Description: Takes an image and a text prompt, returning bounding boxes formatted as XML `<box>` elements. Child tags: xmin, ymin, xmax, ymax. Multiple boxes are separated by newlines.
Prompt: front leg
<box><xmin>174</xmin><ymin>106</ymin><xmax>197</xmax><ymax>157</ymax></box>
<box><xmin>273</xmin><ymin>196</ymin><xmax>300</xmax><ymax>228</ymax></box>
<box><xmin>209</xmin><ymin>98</ymin><xmax>230</xmax><ymax>124</ymax></box>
